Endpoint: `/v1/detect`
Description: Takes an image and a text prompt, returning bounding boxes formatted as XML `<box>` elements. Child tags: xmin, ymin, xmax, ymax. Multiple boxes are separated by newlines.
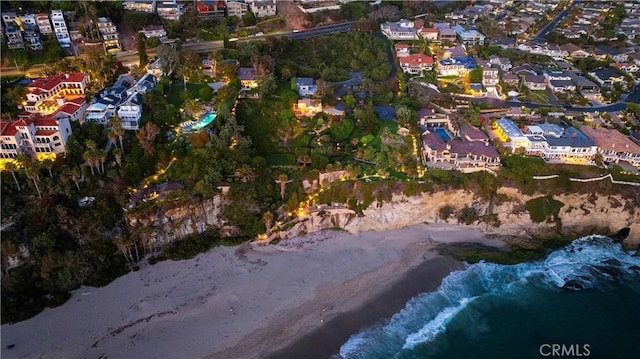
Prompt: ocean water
<box><xmin>338</xmin><ymin>236</ymin><xmax>640</xmax><ymax>359</ymax></box>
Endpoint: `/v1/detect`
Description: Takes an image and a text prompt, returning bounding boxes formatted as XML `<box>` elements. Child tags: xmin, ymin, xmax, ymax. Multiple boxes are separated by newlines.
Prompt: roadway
<box><xmin>531</xmin><ymin>0</ymin><xmax>579</xmax><ymax>44</ymax></box>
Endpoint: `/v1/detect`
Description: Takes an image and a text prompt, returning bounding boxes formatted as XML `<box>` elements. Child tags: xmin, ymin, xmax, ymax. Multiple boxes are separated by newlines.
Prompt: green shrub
<box><xmin>457</xmin><ymin>206</ymin><xmax>479</xmax><ymax>225</ymax></box>
<box><xmin>525</xmin><ymin>196</ymin><xmax>564</xmax><ymax>223</ymax></box>
<box><xmin>439</xmin><ymin>205</ymin><xmax>455</xmax><ymax>221</ymax></box>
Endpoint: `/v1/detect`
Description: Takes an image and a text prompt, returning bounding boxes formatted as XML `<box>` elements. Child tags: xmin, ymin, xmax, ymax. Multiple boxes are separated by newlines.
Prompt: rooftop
<box><xmin>580</xmin><ymin>126</ymin><xmax>640</xmax><ymax>154</ymax></box>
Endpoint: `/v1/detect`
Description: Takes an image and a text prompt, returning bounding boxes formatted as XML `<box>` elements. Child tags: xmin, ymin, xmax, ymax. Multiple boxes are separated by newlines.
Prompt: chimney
<box><xmin>571</xmin><ymin>132</ymin><xmax>577</xmax><ymax>139</ymax></box>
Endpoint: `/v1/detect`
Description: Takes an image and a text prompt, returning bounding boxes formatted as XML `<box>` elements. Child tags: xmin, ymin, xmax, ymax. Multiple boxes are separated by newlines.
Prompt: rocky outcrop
<box><xmin>127</xmin><ymin>188</ymin><xmax>640</xmax><ymax>250</ymax></box>
<box><xmin>125</xmin><ymin>196</ymin><xmax>225</xmax><ymax>246</ymax></box>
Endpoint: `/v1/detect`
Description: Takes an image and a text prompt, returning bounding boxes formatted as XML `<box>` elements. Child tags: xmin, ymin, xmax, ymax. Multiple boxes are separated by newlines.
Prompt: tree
<box><xmin>234</xmin><ymin>165</ymin><xmax>255</xmax><ymax>183</ymax></box>
<box><xmin>183</xmin><ymin>99</ymin><xmax>205</xmax><ymax>117</ymax></box>
<box><xmin>208</xmin><ymin>50</ymin><xmax>223</xmax><ymax>76</ymax></box>
<box><xmin>297</xmin><ymin>154</ymin><xmax>312</xmax><ymax>169</ymax></box>
<box><xmin>3</xmin><ymin>161</ymin><xmax>21</xmax><ymax>191</ymax></box>
<box><xmin>275</xmin><ymin>173</ymin><xmax>292</xmax><ymax>200</ymax></box>
<box><xmin>108</xmin><ymin>116</ymin><xmax>125</xmax><ymax>153</ymax></box>
<box><xmin>262</xmin><ymin>211</ymin><xmax>273</xmax><ymax>235</ymax></box>
<box><xmin>42</xmin><ymin>158</ymin><xmax>55</xmax><ymax>179</ymax></box>
<box><xmin>395</xmin><ymin>105</ymin><xmax>415</xmax><ymax>128</ymax></box>
<box><xmin>136</xmin><ymin>122</ymin><xmax>160</xmax><ymax>157</ymax></box>
<box><xmin>157</xmin><ymin>44</ymin><xmax>179</xmax><ymax>76</ymax></box>
<box><xmin>71</xmin><ymin>167</ymin><xmax>81</xmax><ymax>192</ymax></box>
<box><xmin>137</xmin><ymin>32</ymin><xmax>148</xmax><ymax>66</ymax></box>
<box><xmin>257</xmin><ymin>73</ymin><xmax>277</xmax><ymax>97</ymax></box>
<box><xmin>179</xmin><ymin>48</ymin><xmax>202</xmax><ymax>89</ymax></box>
<box><xmin>113</xmin><ymin>147</ymin><xmax>123</xmax><ymax>168</ymax></box>
<box><xmin>330</xmin><ymin>117</ymin><xmax>355</xmax><ymax>142</ymax></box>
<box><xmin>4</xmin><ymin>85</ymin><xmax>27</xmax><ymax>111</ymax></box>
<box><xmin>355</xmin><ymin>102</ymin><xmax>379</xmax><ymax>135</ymax></box>
<box><xmin>343</xmin><ymin>94</ymin><xmax>356</xmax><ymax>108</ymax></box>
<box><xmin>242</xmin><ymin>10</ymin><xmax>256</xmax><ymax>27</ymax></box>
<box><xmin>199</xmin><ymin>86</ymin><xmax>214</xmax><ymax>102</ymax></box>
<box><xmin>25</xmin><ymin>161</ymin><xmax>42</xmax><ymax>199</ymax></box>
<box><xmin>98</xmin><ymin>149</ymin><xmax>107</xmax><ymax>174</ymax></box>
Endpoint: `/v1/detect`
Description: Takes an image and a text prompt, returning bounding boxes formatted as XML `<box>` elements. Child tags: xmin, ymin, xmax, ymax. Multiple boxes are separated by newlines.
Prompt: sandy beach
<box><xmin>1</xmin><ymin>223</ymin><xmax>505</xmax><ymax>359</ymax></box>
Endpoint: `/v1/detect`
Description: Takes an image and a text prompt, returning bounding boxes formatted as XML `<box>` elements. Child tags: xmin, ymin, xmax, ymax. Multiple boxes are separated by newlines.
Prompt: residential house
<box><xmin>21</xmin><ymin>18</ymin><xmax>42</xmax><ymax>51</ymax></box>
<box><xmin>560</xmin><ymin>43</ymin><xmax>590</xmax><ymax>59</ymax></box>
<box><xmin>399</xmin><ymin>54</ymin><xmax>433</xmax><ymax>75</ymax></box>
<box><xmin>0</xmin><ymin>115</ymin><xmax>72</xmax><ymax>160</ymax></box>
<box><xmin>237</xmin><ymin>68</ymin><xmax>257</xmax><ymax>90</ymax></box>
<box><xmin>438</xmin><ymin>27</ymin><xmax>457</xmax><ymax>42</ymax></box>
<box><xmin>295</xmin><ymin>77</ymin><xmax>317</xmax><ymax>97</ymax></box>
<box><xmin>522</xmin><ymin>74</ymin><xmax>547</xmax><ymax>90</ymax></box>
<box><xmin>4</xmin><ymin>24</ymin><xmax>24</xmax><ymax>49</ymax></box>
<box><xmin>482</xmin><ymin>65</ymin><xmax>499</xmax><ymax>87</ymax></box>
<box><xmin>141</xmin><ymin>25</ymin><xmax>167</xmax><ymax>39</ymax></box>
<box><xmin>492</xmin><ymin>37</ymin><xmax>516</xmax><ymax>49</ymax></box>
<box><xmin>422</xmin><ymin>131</ymin><xmax>500</xmax><ymax>170</ymax></box>
<box><xmin>35</xmin><ymin>13</ymin><xmax>52</xmax><ymax>35</ymax></box>
<box><xmin>417</xmin><ymin>108</ymin><xmax>454</xmax><ymax>131</ymax></box>
<box><xmin>226</xmin><ymin>0</ymin><xmax>249</xmax><ymax>18</ymax></box>
<box><xmin>543</xmin><ymin>70</ymin><xmax>576</xmax><ymax>92</ymax></box>
<box><xmin>51</xmin><ymin>10</ymin><xmax>71</xmax><ymax>47</ymax></box>
<box><xmin>394</xmin><ymin>43</ymin><xmax>410</xmax><ymax>58</ymax></box>
<box><xmin>380</xmin><ymin>19</ymin><xmax>419</xmax><ymax>40</ymax></box>
<box><xmin>24</xmin><ymin>73</ymin><xmax>88</xmax><ymax>115</ymax></box>
<box><xmin>196</xmin><ymin>1</ymin><xmax>226</xmax><ymax>20</ymax></box>
<box><xmin>156</xmin><ymin>0</ymin><xmax>183</xmax><ymax>20</ymax></box>
<box><xmin>614</xmin><ymin>62</ymin><xmax>639</xmax><ymax>74</ymax></box>
<box><xmin>454</xmin><ymin>27</ymin><xmax>486</xmax><ymax>45</ymax></box>
<box><xmin>543</xmin><ymin>127</ymin><xmax>597</xmax><ymax>162</ymax></box>
<box><xmin>494</xmin><ymin>117</ymin><xmax>531</xmax><ymax>150</ymax></box>
<box><xmin>594</xmin><ymin>45</ymin><xmax>633</xmax><ymax>62</ymax></box>
<box><xmin>489</xmin><ymin>55</ymin><xmax>512</xmax><ymax>72</ymax></box>
<box><xmin>123</xmin><ymin>0</ymin><xmax>156</xmax><ymax>13</ymax></box>
<box><xmin>54</xmin><ymin>97</ymin><xmax>88</xmax><ymax>123</ymax></box>
<box><xmin>294</xmin><ymin>99</ymin><xmax>322</xmax><ymax>118</ymax></box>
<box><xmin>97</xmin><ymin>17</ymin><xmax>121</xmax><ymax>53</ymax></box>
<box><xmin>438</xmin><ymin>57</ymin><xmax>475</xmax><ymax>76</ymax></box>
<box><xmin>246</xmin><ymin>0</ymin><xmax>277</xmax><ymax>18</ymax></box>
<box><xmin>443</xmin><ymin>44</ymin><xmax>466</xmax><ymax>58</ymax></box>
<box><xmin>581</xmin><ymin>126</ymin><xmax>640</xmax><ymax>167</ymax></box>
<box><xmin>502</xmin><ymin>73</ymin><xmax>520</xmax><ymax>85</ymax></box>
<box><xmin>418</xmin><ymin>27</ymin><xmax>439</xmax><ymax>41</ymax></box>
<box><xmin>85</xmin><ymin>85</ymin><xmax>129</xmax><ymax>125</ymax></box>
<box><xmin>588</xmin><ymin>68</ymin><xmax>625</xmax><ymax>88</ymax></box>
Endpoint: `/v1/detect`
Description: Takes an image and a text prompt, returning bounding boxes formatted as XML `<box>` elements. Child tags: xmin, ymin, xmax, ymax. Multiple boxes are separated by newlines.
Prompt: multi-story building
<box><xmin>1</xmin><ymin>12</ymin><xmax>18</xmax><ymax>27</ymax></box>
<box><xmin>117</xmin><ymin>74</ymin><xmax>157</xmax><ymax>130</ymax></box>
<box><xmin>123</xmin><ymin>0</ymin><xmax>157</xmax><ymax>13</ymax></box>
<box><xmin>380</xmin><ymin>19</ymin><xmax>419</xmax><ymax>40</ymax></box>
<box><xmin>24</xmin><ymin>73</ymin><xmax>88</xmax><ymax>115</ymax></box>
<box><xmin>141</xmin><ymin>25</ymin><xmax>167</xmax><ymax>39</ymax></box>
<box><xmin>399</xmin><ymin>54</ymin><xmax>434</xmax><ymax>75</ymax></box>
<box><xmin>422</xmin><ymin>130</ymin><xmax>500</xmax><ymax>171</ymax></box>
<box><xmin>581</xmin><ymin>126</ymin><xmax>640</xmax><ymax>167</ymax></box>
<box><xmin>246</xmin><ymin>0</ymin><xmax>277</xmax><ymax>18</ymax></box>
<box><xmin>35</xmin><ymin>13</ymin><xmax>53</xmax><ymax>35</ymax></box>
<box><xmin>51</xmin><ymin>10</ymin><xmax>71</xmax><ymax>47</ymax></box>
<box><xmin>226</xmin><ymin>0</ymin><xmax>249</xmax><ymax>18</ymax></box>
<box><xmin>0</xmin><ymin>115</ymin><xmax>72</xmax><ymax>160</ymax></box>
<box><xmin>437</xmin><ymin>57</ymin><xmax>475</xmax><ymax>77</ymax></box>
<box><xmin>482</xmin><ymin>65</ymin><xmax>499</xmax><ymax>87</ymax></box>
<box><xmin>196</xmin><ymin>1</ymin><xmax>226</xmax><ymax>20</ymax></box>
<box><xmin>97</xmin><ymin>17</ymin><xmax>121</xmax><ymax>53</ymax></box>
<box><xmin>156</xmin><ymin>0</ymin><xmax>183</xmax><ymax>20</ymax></box>
<box><xmin>295</xmin><ymin>77</ymin><xmax>317</xmax><ymax>97</ymax></box>
<box><xmin>237</xmin><ymin>67</ymin><xmax>257</xmax><ymax>90</ymax></box>
<box><xmin>4</xmin><ymin>24</ymin><xmax>24</xmax><ymax>49</ymax></box>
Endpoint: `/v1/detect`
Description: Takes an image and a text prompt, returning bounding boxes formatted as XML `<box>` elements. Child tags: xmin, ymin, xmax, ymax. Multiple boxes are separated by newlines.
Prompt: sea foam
<box><xmin>339</xmin><ymin>236</ymin><xmax>640</xmax><ymax>359</ymax></box>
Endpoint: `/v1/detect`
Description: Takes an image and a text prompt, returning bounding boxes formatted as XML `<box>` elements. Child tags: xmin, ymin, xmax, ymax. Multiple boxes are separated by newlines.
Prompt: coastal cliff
<box><xmin>124</xmin><ymin>188</ymin><xmax>639</xmax><ymax>249</ymax></box>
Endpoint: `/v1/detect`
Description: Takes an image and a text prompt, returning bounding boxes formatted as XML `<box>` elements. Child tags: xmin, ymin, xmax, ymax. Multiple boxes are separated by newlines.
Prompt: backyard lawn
<box><xmin>167</xmin><ymin>82</ymin><xmax>211</xmax><ymax>107</ymax></box>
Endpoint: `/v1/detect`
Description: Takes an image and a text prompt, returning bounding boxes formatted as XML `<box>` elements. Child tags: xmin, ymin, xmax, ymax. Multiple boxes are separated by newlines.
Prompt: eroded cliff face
<box><xmin>125</xmin><ymin>196</ymin><xmax>225</xmax><ymax>246</ymax></box>
<box><xmin>126</xmin><ymin>189</ymin><xmax>640</xmax><ymax>249</ymax></box>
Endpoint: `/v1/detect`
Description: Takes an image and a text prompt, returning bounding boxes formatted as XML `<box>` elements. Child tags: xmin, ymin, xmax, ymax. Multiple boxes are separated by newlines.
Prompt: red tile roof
<box><xmin>65</xmin><ymin>73</ymin><xmax>86</xmax><ymax>83</ymax></box>
<box><xmin>0</xmin><ymin>121</ymin><xmax>18</xmax><ymax>136</ymax></box>
<box><xmin>34</xmin><ymin>117</ymin><xmax>59</xmax><ymax>127</ymax></box>
<box><xmin>56</xmin><ymin>102</ymin><xmax>81</xmax><ymax>115</ymax></box>
<box><xmin>395</xmin><ymin>44</ymin><xmax>409</xmax><ymax>49</ymax></box>
<box><xmin>399</xmin><ymin>54</ymin><xmax>433</xmax><ymax>66</ymax></box>
<box><xmin>36</xmin><ymin>130</ymin><xmax>57</xmax><ymax>136</ymax></box>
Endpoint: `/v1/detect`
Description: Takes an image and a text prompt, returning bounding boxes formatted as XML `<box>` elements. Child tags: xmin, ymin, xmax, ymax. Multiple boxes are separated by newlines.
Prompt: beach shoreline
<box><xmin>1</xmin><ymin>223</ymin><xmax>501</xmax><ymax>359</ymax></box>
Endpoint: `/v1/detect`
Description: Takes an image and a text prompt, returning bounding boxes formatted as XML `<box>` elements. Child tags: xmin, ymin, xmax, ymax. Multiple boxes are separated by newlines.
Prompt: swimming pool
<box><xmin>434</xmin><ymin>127</ymin><xmax>452</xmax><ymax>142</ymax></box>
<box><xmin>181</xmin><ymin>112</ymin><xmax>217</xmax><ymax>131</ymax></box>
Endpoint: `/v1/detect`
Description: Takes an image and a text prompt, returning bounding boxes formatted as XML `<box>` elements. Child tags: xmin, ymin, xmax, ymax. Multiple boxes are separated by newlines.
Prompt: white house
<box><xmin>51</xmin><ymin>10</ymin><xmax>71</xmax><ymax>47</ymax></box>
<box><xmin>295</xmin><ymin>77</ymin><xmax>317</xmax><ymax>97</ymax></box>
<box><xmin>380</xmin><ymin>19</ymin><xmax>419</xmax><ymax>40</ymax></box>
<box><xmin>226</xmin><ymin>0</ymin><xmax>249</xmax><ymax>18</ymax></box>
<box><xmin>0</xmin><ymin>115</ymin><xmax>72</xmax><ymax>159</ymax></box>
<box><xmin>141</xmin><ymin>25</ymin><xmax>167</xmax><ymax>39</ymax></box>
<box><xmin>399</xmin><ymin>54</ymin><xmax>433</xmax><ymax>75</ymax></box>
<box><xmin>482</xmin><ymin>65</ymin><xmax>499</xmax><ymax>87</ymax></box>
<box><xmin>581</xmin><ymin>126</ymin><xmax>640</xmax><ymax>167</ymax></box>
<box><xmin>246</xmin><ymin>0</ymin><xmax>277</xmax><ymax>18</ymax></box>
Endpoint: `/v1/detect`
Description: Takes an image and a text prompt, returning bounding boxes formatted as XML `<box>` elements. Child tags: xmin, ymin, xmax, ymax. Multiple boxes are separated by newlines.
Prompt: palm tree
<box><xmin>24</xmin><ymin>161</ymin><xmax>42</xmax><ymax>199</ymax></box>
<box><xmin>208</xmin><ymin>50</ymin><xmax>223</xmax><ymax>76</ymax></box>
<box><xmin>113</xmin><ymin>147</ymin><xmax>123</xmax><ymax>167</ymax></box>
<box><xmin>183</xmin><ymin>99</ymin><xmax>205</xmax><ymax>118</ymax></box>
<box><xmin>98</xmin><ymin>149</ymin><xmax>107</xmax><ymax>174</ymax></box>
<box><xmin>275</xmin><ymin>173</ymin><xmax>293</xmax><ymax>200</ymax></box>
<box><xmin>108</xmin><ymin>116</ymin><xmax>125</xmax><ymax>153</ymax></box>
<box><xmin>234</xmin><ymin>165</ymin><xmax>255</xmax><ymax>183</ymax></box>
<box><xmin>71</xmin><ymin>167</ymin><xmax>81</xmax><ymax>192</ymax></box>
<box><xmin>262</xmin><ymin>211</ymin><xmax>273</xmax><ymax>235</ymax></box>
<box><xmin>42</xmin><ymin>158</ymin><xmax>55</xmax><ymax>179</ymax></box>
<box><xmin>83</xmin><ymin>150</ymin><xmax>96</xmax><ymax>175</ymax></box>
<box><xmin>297</xmin><ymin>154</ymin><xmax>312</xmax><ymax>169</ymax></box>
<box><xmin>4</xmin><ymin>161</ymin><xmax>21</xmax><ymax>191</ymax></box>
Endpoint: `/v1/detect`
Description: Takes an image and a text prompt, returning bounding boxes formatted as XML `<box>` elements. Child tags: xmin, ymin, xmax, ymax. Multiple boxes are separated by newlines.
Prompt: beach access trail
<box><xmin>1</xmin><ymin>223</ymin><xmax>505</xmax><ymax>359</ymax></box>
